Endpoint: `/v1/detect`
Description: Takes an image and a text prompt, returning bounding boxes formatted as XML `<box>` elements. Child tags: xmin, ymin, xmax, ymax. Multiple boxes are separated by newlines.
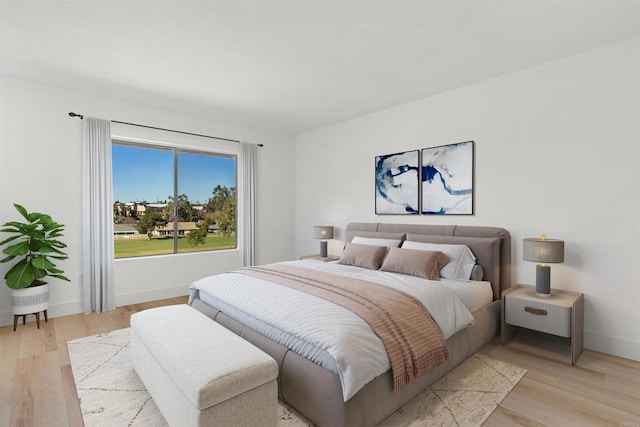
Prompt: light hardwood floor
<box><xmin>1</xmin><ymin>297</ymin><xmax>638</xmax><ymax>427</ymax></box>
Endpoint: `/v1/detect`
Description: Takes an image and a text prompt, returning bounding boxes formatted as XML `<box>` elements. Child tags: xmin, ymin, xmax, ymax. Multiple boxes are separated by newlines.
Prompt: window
<box><xmin>112</xmin><ymin>141</ymin><xmax>237</xmax><ymax>258</ymax></box>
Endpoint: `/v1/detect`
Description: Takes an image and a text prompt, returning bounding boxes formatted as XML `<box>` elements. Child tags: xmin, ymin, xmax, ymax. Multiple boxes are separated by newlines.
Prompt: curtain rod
<box><xmin>68</xmin><ymin>112</ymin><xmax>264</xmax><ymax>147</ymax></box>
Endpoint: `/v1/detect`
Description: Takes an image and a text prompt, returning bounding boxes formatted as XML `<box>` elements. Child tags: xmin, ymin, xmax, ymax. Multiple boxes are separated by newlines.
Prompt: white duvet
<box><xmin>189</xmin><ymin>260</ymin><xmax>492</xmax><ymax>401</ymax></box>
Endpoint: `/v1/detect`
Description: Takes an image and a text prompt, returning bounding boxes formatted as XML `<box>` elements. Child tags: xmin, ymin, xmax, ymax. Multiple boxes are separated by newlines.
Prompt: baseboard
<box><xmin>585</xmin><ymin>331</ymin><xmax>640</xmax><ymax>362</ymax></box>
<box><xmin>0</xmin><ymin>285</ymin><xmax>190</xmax><ymax>328</ymax></box>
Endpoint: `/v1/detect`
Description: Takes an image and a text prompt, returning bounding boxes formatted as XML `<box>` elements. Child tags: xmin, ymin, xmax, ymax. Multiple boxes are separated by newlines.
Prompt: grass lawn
<box><xmin>114</xmin><ymin>234</ymin><xmax>236</xmax><ymax>258</ymax></box>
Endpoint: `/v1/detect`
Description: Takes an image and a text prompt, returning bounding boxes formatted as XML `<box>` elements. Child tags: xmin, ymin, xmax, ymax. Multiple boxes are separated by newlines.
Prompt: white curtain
<box><xmin>82</xmin><ymin>117</ymin><xmax>115</xmax><ymax>313</ymax></box>
<box><xmin>240</xmin><ymin>142</ymin><xmax>258</xmax><ymax>266</ymax></box>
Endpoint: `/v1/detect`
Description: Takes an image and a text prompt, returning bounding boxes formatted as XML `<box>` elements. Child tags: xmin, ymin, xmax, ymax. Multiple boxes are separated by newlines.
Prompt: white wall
<box><xmin>0</xmin><ymin>75</ymin><xmax>295</xmax><ymax>326</ymax></box>
<box><xmin>294</xmin><ymin>38</ymin><xmax>640</xmax><ymax>361</ymax></box>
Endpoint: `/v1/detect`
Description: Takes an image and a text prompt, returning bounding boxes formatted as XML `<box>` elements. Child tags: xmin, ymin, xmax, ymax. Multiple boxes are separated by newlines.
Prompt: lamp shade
<box><xmin>523</xmin><ymin>237</ymin><xmax>564</xmax><ymax>263</ymax></box>
<box><xmin>313</xmin><ymin>226</ymin><xmax>334</xmax><ymax>240</ymax></box>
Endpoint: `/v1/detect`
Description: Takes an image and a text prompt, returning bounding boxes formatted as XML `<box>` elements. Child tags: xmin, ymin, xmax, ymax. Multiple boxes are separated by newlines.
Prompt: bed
<box><xmin>188</xmin><ymin>222</ymin><xmax>511</xmax><ymax>426</ymax></box>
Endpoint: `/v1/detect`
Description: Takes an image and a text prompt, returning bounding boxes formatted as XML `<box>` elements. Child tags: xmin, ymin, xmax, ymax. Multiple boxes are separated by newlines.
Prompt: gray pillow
<box><xmin>380</xmin><ymin>247</ymin><xmax>449</xmax><ymax>280</ymax></box>
<box><xmin>351</xmin><ymin>236</ymin><xmax>402</xmax><ymax>249</ymax></box>
<box><xmin>470</xmin><ymin>264</ymin><xmax>484</xmax><ymax>281</ymax></box>
<box><xmin>338</xmin><ymin>243</ymin><xmax>387</xmax><ymax>270</ymax></box>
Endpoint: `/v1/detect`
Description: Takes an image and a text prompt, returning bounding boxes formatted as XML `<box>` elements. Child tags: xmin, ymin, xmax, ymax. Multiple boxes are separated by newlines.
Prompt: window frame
<box><xmin>112</xmin><ymin>138</ymin><xmax>238</xmax><ymax>259</ymax></box>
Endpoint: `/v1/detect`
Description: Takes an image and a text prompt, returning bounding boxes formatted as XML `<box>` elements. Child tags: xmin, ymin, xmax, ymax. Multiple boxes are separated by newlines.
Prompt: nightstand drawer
<box><xmin>505</xmin><ymin>296</ymin><xmax>571</xmax><ymax>337</ymax></box>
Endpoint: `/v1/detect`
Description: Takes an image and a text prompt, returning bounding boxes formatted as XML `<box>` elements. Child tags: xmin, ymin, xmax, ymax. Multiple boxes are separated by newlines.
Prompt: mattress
<box><xmin>306</xmin><ymin>259</ymin><xmax>493</xmax><ymax>313</ymax></box>
<box><xmin>189</xmin><ymin>259</ymin><xmax>493</xmax><ymax>401</ymax></box>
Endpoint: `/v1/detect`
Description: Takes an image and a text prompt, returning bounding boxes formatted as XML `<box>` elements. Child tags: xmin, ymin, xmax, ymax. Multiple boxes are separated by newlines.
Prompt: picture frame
<box><xmin>375</xmin><ymin>150</ymin><xmax>420</xmax><ymax>215</ymax></box>
<box><xmin>421</xmin><ymin>141</ymin><xmax>474</xmax><ymax>215</ymax></box>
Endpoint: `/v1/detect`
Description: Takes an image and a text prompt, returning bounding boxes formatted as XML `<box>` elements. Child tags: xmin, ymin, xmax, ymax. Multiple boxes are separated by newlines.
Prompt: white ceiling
<box><xmin>1</xmin><ymin>1</ymin><xmax>638</xmax><ymax>134</ymax></box>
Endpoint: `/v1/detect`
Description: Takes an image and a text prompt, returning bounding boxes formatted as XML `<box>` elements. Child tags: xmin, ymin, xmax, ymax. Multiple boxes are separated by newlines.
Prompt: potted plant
<box><xmin>0</xmin><ymin>203</ymin><xmax>70</xmax><ymax>322</ymax></box>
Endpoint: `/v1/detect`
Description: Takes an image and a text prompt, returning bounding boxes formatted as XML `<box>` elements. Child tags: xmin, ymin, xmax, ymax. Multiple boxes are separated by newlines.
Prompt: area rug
<box><xmin>68</xmin><ymin>328</ymin><xmax>526</xmax><ymax>426</ymax></box>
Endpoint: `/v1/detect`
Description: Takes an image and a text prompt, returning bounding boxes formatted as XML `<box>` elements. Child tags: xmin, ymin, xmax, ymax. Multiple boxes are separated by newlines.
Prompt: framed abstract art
<box><xmin>421</xmin><ymin>141</ymin><xmax>474</xmax><ymax>215</ymax></box>
<box><xmin>375</xmin><ymin>150</ymin><xmax>420</xmax><ymax>215</ymax></box>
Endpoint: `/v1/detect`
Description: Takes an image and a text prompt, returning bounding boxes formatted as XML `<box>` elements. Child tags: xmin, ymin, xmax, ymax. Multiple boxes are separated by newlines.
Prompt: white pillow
<box><xmin>401</xmin><ymin>241</ymin><xmax>476</xmax><ymax>280</ymax></box>
<box><xmin>351</xmin><ymin>236</ymin><xmax>402</xmax><ymax>249</ymax></box>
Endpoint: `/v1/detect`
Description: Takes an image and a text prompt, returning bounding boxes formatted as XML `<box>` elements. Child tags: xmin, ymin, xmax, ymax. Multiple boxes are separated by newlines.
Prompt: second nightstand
<box><xmin>501</xmin><ymin>284</ymin><xmax>584</xmax><ymax>365</ymax></box>
<box><xmin>300</xmin><ymin>254</ymin><xmax>339</xmax><ymax>262</ymax></box>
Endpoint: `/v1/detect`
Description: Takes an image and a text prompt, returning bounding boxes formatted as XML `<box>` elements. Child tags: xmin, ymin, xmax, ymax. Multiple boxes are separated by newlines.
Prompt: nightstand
<box><xmin>501</xmin><ymin>284</ymin><xmax>584</xmax><ymax>365</ymax></box>
<box><xmin>300</xmin><ymin>254</ymin><xmax>339</xmax><ymax>262</ymax></box>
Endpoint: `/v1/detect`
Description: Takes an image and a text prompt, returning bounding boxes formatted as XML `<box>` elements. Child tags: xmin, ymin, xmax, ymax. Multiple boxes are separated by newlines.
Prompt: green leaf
<box><xmin>0</xmin><ymin>254</ymin><xmax>16</xmax><ymax>263</ymax></box>
<box><xmin>32</xmin><ymin>266</ymin><xmax>48</xmax><ymax>279</ymax></box>
<box><xmin>37</xmin><ymin>245</ymin><xmax>54</xmax><ymax>253</ymax></box>
<box><xmin>26</xmin><ymin>212</ymin><xmax>39</xmax><ymax>222</ymax></box>
<box><xmin>5</xmin><ymin>259</ymin><xmax>35</xmax><ymax>289</ymax></box>
<box><xmin>30</xmin><ymin>228</ymin><xmax>44</xmax><ymax>237</ymax></box>
<box><xmin>2</xmin><ymin>241</ymin><xmax>29</xmax><ymax>256</ymax></box>
<box><xmin>29</xmin><ymin>240</ymin><xmax>44</xmax><ymax>252</ymax></box>
<box><xmin>26</xmin><ymin>212</ymin><xmax>48</xmax><ymax>224</ymax></box>
<box><xmin>0</xmin><ymin>235</ymin><xmax>21</xmax><ymax>246</ymax></box>
<box><xmin>7</xmin><ymin>223</ymin><xmax>38</xmax><ymax>235</ymax></box>
<box><xmin>1</xmin><ymin>222</ymin><xmax>28</xmax><ymax>230</ymax></box>
<box><xmin>42</xmin><ymin>221</ymin><xmax>61</xmax><ymax>232</ymax></box>
<box><xmin>50</xmin><ymin>247</ymin><xmax>68</xmax><ymax>256</ymax></box>
<box><xmin>13</xmin><ymin>203</ymin><xmax>29</xmax><ymax>221</ymax></box>
<box><xmin>32</xmin><ymin>255</ymin><xmax>55</xmax><ymax>270</ymax></box>
<box><xmin>50</xmin><ymin>255</ymin><xmax>69</xmax><ymax>260</ymax></box>
<box><xmin>49</xmin><ymin>273</ymin><xmax>70</xmax><ymax>282</ymax></box>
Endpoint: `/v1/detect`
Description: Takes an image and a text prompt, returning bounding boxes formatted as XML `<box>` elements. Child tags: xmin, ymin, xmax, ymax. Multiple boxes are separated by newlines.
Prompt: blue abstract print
<box><xmin>375</xmin><ymin>150</ymin><xmax>419</xmax><ymax>214</ymax></box>
<box><xmin>421</xmin><ymin>141</ymin><xmax>474</xmax><ymax>215</ymax></box>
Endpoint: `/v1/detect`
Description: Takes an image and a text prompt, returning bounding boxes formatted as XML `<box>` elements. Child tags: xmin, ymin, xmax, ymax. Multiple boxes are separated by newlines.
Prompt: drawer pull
<box><xmin>524</xmin><ymin>306</ymin><xmax>547</xmax><ymax>316</ymax></box>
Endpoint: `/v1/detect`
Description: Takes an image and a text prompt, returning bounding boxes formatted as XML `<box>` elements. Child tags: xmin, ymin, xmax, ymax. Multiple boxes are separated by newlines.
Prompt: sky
<box><xmin>112</xmin><ymin>144</ymin><xmax>236</xmax><ymax>204</ymax></box>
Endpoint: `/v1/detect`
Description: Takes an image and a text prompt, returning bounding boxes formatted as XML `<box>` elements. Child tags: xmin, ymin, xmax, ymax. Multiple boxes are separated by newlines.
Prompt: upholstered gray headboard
<box><xmin>344</xmin><ymin>223</ymin><xmax>512</xmax><ymax>300</ymax></box>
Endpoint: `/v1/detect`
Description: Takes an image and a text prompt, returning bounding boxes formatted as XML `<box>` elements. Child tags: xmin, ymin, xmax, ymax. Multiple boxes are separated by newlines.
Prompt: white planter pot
<box><xmin>11</xmin><ymin>284</ymin><xmax>50</xmax><ymax>315</ymax></box>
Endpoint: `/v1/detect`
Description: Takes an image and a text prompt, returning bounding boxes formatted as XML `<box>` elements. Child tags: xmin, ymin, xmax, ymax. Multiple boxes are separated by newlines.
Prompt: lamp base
<box><xmin>535</xmin><ymin>264</ymin><xmax>551</xmax><ymax>296</ymax></box>
<box><xmin>320</xmin><ymin>241</ymin><xmax>328</xmax><ymax>258</ymax></box>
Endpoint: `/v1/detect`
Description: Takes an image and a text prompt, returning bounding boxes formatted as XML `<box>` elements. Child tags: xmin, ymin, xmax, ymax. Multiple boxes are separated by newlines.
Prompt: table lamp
<box><xmin>313</xmin><ymin>226</ymin><xmax>334</xmax><ymax>258</ymax></box>
<box><xmin>523</xmin><ymin>235</ymin><xmax>564</xmax><ymax>296</ymax></box>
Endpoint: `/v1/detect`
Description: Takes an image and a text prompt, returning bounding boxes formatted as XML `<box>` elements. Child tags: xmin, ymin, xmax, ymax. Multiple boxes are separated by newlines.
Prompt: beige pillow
<box><xmin>380</xmin><ymin>247</ymin><xmax>449</xmax><ymax>280</ymax></box>
<box><xmin>338</xmin><ymin>243</ymin><xmax>387</xmax><ymax>270</ymax></box>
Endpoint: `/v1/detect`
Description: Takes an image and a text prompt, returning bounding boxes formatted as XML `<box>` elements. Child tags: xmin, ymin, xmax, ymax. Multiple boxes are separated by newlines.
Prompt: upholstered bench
<box><xmin>130</xmin><ymin>304</ymin><xmax>278</xmax><ymax>427</ymax></box>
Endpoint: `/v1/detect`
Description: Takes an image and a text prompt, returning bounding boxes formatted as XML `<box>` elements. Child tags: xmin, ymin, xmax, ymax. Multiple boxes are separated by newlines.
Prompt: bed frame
<box><xmin>189</xmin><ymin>222</ymin><xmax>511</xmax><ymax>426</ymax></box>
